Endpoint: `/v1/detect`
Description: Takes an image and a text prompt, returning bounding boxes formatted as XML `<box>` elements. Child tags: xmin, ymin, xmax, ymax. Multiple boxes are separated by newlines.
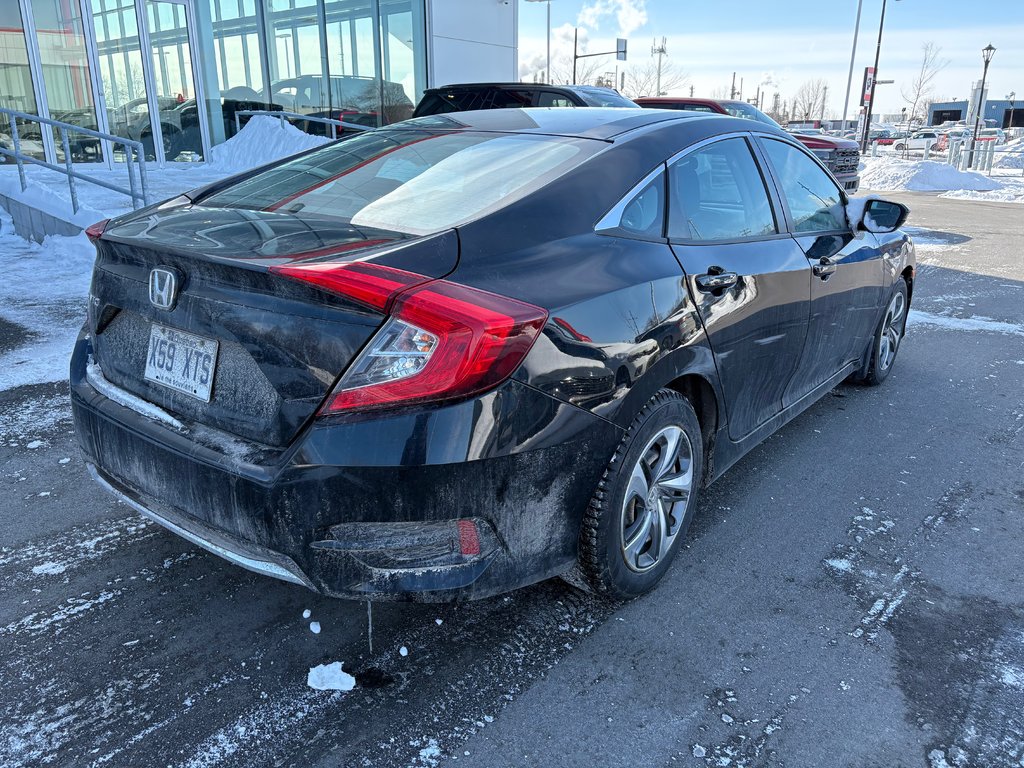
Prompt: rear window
<box><xmin>202</xmin><ymin>129</ymin><xmax>598</xmax><ymax>236</ymax></box>
<box><xmin>574</xmin><ymin>88</ymin><xmax>636</xmax><ymax>108</ymax></box>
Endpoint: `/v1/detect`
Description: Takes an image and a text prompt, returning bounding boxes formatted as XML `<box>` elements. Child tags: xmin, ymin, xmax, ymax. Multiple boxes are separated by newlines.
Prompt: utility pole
<box><xmin>730</xmin><ymin>72</ymin><xmax>736</xmax><ymax>99</ymax></box>
<box><xmin>652</xmin><ymin>37</ymin><xmax>667</xmax><ymax>96</ymax></box>
<box><xmin>820</xmin><ymin>84</ymin><xmax>828</xmax><ymax>123</ymax></box>
<box><xmin>861</xmin><ymin>0</ymin><xmax>896</xmax><ymax>152</ymax></box>
<box><xmin>572</xmin><ymin>27</ymin><xmax>578</xmax><ymax>85</ymax></box>
<box><xmin>739</xmin><ymin>77</ymin><xmax>744</xmax><ymax>101</ymax></box>
<box><xmin>689</xmin><ymin>84</ymin><xmax>694</xmax><ymax>97</ymax></box>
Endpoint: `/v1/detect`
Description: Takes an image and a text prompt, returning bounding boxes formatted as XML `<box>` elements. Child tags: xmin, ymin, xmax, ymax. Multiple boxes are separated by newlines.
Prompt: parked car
<box><xmin>892</xmin><ymin>130</ymin><xmax>939</xmax><ymax>152</ymax></box>
<box><xmin>413</xmin><ymin>83</ymin><xmax>637</xmax><ymax>116</ymax></box>
<box><xmin>73</xmin><ymin>108</ymin><xmax>914</xmax><ymax>601</ymax></box>
<box><xmin>978</xmin><ymin>128</ymin><xmax>1006</xmax><ymax>144</ymax></box>
<box><xmin>634</xmin><ymin>96</ymin><xmax>861</xmax><ymax>193</ymax></box>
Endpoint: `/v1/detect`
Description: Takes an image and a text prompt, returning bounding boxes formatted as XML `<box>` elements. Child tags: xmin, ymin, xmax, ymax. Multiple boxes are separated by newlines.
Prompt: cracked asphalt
<box><xmin>1</xmin><ymin>193</ymin><xmax>1022</xmax><ymax>768</ymax></box>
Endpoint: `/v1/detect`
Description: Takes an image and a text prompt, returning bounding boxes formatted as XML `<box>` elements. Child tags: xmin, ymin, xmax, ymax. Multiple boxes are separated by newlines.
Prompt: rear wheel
<box><xmin>894</xmin><ymin>143</ymin><xmax>906</xmax><ymax>152</ymax></box>
<box><xmin>578</xmin><ymin>390</ymin><xmax>703</xmax><ymax>599</ymax></box>
<box><xmin>860</xmin><ymin>279</ymin><xmax>908</xmax><ymax>386</ymax></box>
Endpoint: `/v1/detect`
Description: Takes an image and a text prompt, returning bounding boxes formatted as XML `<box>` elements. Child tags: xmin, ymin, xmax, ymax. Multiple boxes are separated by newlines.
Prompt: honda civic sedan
<box><xmin>72</xmin><ymin>108</ymin><xmax>915</xmax><ymax>601</ymax></box>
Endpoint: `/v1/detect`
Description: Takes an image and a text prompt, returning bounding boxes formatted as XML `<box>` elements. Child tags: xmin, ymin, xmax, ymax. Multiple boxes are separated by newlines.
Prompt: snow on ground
<box><xmin>0</xmin><ymin>211</ymin><xmax>95</xmax><ymax>391</ymax></box>
<box><xmin>860</xmin><ymin>155</ymin><xmax>1024</xmax><ymax>203</ymax></box>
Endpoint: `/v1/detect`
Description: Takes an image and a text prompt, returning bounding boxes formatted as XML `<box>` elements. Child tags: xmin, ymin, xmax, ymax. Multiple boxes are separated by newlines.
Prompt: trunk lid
<box><xmin>89</xmin><ymin>205</ymin><xmax>458</xmax><ymax>448</ymax></box>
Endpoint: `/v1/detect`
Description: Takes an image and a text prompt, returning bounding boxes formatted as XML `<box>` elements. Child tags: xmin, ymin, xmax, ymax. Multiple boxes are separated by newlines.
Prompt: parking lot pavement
<box><xmin>1</xmin><ymin>193</ymin><xmax>1022</xmax><ymax>768</ymax></box>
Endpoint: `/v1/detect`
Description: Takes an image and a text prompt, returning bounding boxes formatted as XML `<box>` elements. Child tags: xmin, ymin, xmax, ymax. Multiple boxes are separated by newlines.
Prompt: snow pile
<box><xmin>208</xmin><ymin>116</ymin><xmax>331</xmax><ymax>173</ymax></box>
<box><xmin>860</xmin><ymin>156</ymin><xmax>1001</xmax><ymax>193</ymax></box>
<box><xmin>993</xmin><ymin>138</ymin><xmax>1024</xmax><ymax>170</ymax></box>
<box><xmin>307</xmin><ymin>661</ymin><xmax>355</xmax><ymax>691</ymax></box>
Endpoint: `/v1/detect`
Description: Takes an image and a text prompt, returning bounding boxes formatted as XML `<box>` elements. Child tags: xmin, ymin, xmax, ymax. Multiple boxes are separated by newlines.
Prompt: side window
<box><xmin>537</xmin><ymin>92</ymin><xmax>575</xmax><ymax>108</ymax></box>
<box><xmin>667</xmin><ymin>137</ymin><xmax>777</xmax><ymax>242</ymax></box>
<box><xmin>491</xmin><ymin>89</ymin><xmax>535</xmax><ymax>109</ymax></box>
<box><xmin>597</xmin><ymin>171</ymin><xmax>665</xmax><ymax>240</ymax></box>
<box><xmin>761</xmin><ymin>139</ymin><xmax>846</xmax><ymax>234</ymax></box>
<box><xmin>415</xmin><ymin>94</ymin><xmax>456</xmax><ymax>116</ymax></box>
<box><xmin>680</xmin><ymin>104</ymin><xmax>717</xmax><ymax>113</ymax></box>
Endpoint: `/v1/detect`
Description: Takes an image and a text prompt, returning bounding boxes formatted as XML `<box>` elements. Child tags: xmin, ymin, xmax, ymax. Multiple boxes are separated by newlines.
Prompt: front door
<box><xmin>756</xmin><ymin>137</ymin><xmax>884</xmax><ymax>402</ymax></box>
<box><xmin>667</xmin><ymin>135</ymin><xmax>811</xmax><ymax>440</ymax></box>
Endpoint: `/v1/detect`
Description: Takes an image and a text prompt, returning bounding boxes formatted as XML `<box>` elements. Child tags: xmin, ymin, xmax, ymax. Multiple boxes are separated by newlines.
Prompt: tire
<box><xmin>578</xmin><ymin>389</ymin><xmax>703</xmax><ymax>599</ymax></box>
<box><xmin>894</xmin><ymin>143</ymin><xmax>906</xmax><ymax>152</ymax></box>
<box><xmin>860</xmin><ymin>279</ymin><xmax>909</xmax><ymax>386</ymax></box>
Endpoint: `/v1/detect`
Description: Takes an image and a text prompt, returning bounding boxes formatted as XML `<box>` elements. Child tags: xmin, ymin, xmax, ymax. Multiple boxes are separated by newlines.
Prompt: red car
<box><xmin>635</xmin><ymin>97</ymin><xmax>861</xmax><ymax>193</ymax></box>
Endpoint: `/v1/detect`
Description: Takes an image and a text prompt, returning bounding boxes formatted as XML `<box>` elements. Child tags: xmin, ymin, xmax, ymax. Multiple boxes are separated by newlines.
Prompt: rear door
<box><xmin>668</xmin><ymin>135</ymin><xmax>811</xmax><ymax>440</ymax></box>
<box><xmin>756</xmin><ymin>137</ymin><xmax>884</xmax><ymax>402</ymax></box>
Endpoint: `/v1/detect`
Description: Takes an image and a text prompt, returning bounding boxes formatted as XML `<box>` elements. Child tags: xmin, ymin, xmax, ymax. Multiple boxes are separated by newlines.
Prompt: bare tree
<box><xmin>792</xmin><ymin>79</ymin><xmax>827</xmax><ymax>121</ymax></box>
<box><xmin>545</xmin><ymin>51</ymin><xmax>607</xmax><ymax>86</ymax></box>
<box><xmin>621</xmin><ymin>59</ymin><xmax>690</xmax><ymax>98</ymax></box>
<box><xmin>902</xmin><ymin>42</ymin><xmax>948</xmax><ymax>127</ymax></box>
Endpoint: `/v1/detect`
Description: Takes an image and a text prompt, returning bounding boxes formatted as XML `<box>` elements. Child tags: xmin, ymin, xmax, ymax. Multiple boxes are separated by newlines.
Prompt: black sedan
<box><xmin>72</xmin><ymin>108</ymin><xmax>915</xmax><ymax>601</ymax></box>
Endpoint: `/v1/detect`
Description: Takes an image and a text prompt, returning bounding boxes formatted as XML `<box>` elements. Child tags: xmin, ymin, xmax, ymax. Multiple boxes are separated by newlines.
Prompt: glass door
<box><xmin>141</xmin><ymin>0</ymin><xmax>207</xmax><ymax>161</ymax></box>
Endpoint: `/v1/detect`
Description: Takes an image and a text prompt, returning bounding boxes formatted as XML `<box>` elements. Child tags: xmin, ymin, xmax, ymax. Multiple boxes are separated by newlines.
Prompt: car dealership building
<box><xmin>0</xmin><ymin>0</ymin><xmax>517</xmax><ymax>166</ymax></box>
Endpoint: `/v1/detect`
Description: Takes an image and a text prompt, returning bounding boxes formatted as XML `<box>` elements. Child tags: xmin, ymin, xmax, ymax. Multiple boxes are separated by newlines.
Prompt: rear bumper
<box><xmin>72</xmin><ymin>332</ymin><xmax>621</xmax><ymax>602</ymax></box>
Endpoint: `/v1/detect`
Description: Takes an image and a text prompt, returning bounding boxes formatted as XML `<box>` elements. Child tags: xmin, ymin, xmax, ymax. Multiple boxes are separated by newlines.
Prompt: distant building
<box><xmin>928</xmin><ymin>97</ymin><xmax>1023</xmax><ymax>128</ymax></box>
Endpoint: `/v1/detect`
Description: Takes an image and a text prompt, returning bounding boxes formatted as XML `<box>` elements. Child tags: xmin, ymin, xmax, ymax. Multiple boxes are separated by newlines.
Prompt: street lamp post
<box><xmin>1006</xmin><ymin>91</ymin><xmax>1015</xmax><ymax>132</ymax></box>
<box><xmin>525</xmin><ymin>0</ymin><xmax>553</xmax><ymax>83</ymax></box>
<box><xmin>968</xmin><ymin>44</ymin><xmax>996</xmax><ymax>169</ymax></box>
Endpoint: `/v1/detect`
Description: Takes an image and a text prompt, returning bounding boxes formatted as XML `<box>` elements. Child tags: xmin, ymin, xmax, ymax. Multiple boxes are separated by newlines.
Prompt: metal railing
<box><xmin>233</xmin><ymin>110</ymin><xmax>373</xmax><ymax>140</ymax></box>
<box><xmin>0</xmin><ymin>107</ymin><xmax>149</xmax><ymax>214</ymax></box>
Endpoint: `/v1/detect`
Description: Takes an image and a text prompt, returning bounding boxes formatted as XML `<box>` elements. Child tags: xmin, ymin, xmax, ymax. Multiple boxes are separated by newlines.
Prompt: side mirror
<box><xmin>847</xmin><ymin>197</ymin><xmax>909</xmax><ymax>234</ymax></box>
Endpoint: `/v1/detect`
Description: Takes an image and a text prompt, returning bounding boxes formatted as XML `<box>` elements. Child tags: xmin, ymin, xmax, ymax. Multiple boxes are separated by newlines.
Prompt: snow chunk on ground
<box><xmin>309</xmin><ymin>621</ymin><xmax>321</xmax><ymax>634</ymax></box>
<box><xmin>306</xmin><ymin>662</ymin><xmax>355</xmax><ymax>691</ymax></box>
<box><xmin>302</xmin><ymin>609</ymin><xmax>311</xmax><ymax>619</ymax></box>
<box><xmin>208</xmin><ymin>116</ymin><xmax>331</xmax><ymax>173</ymax></box>
<box><xmin>399</xmin><ymin>646</ymin><xmax>408</xmax><ymax>657</ymax></box>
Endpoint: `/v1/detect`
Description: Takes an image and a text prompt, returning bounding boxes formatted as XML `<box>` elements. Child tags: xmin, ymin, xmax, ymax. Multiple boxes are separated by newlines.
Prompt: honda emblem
<box><xmin>149</xmin><ymin>267</ymin><xmax>179</xmax><ymax>310</ymax></box>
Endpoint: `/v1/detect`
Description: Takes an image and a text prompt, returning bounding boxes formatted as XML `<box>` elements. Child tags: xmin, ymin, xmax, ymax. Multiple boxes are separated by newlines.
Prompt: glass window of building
<box><xmin>0</xmin><ymin>2</ymin><xmax>43</xmax><ymax>159</ymax></box>
<box><xmin>92</xmin><ymin>0</ymin><xmax>152</xmax><ymax>162</ymax></box>
<box><xmin>31</xmin><ymin>0</ymin><xmax>102</xmax><ymax>162</ymax></box>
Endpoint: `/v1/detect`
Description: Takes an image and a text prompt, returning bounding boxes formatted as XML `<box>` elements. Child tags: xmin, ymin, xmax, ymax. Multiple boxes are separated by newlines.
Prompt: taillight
<box><xmin>85</xmin><ymin>218</ymin><xmax>109</xmax><ymax>241</ymax></box>
<box><xmin>269</xmin><ymin>262</ymin><xmax>548</xmax><ymax>414</ymax></box>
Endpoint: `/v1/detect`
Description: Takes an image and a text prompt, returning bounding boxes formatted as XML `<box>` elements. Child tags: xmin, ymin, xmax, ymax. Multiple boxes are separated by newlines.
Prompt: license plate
<box><xmin>144</xmin><ymin>324</ymin><xmax>219</xmax><ymax>402</ymax></box>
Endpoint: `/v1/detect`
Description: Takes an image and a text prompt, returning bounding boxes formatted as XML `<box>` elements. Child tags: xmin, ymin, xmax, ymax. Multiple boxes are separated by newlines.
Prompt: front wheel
<box><xmin>860</xmin><ymin>279</ymin><xmax>908</xmax><ymax>386</ymax></box>
<box><xmin>578</xmin><ymin>390</ymin><xmax>703</xmax><ymax>599</ymax></box>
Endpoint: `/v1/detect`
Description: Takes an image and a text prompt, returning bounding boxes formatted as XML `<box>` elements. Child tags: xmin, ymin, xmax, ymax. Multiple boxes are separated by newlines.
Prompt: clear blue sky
<box><xmin>518</xmin><ymin>0</ymin><xmax>1024</xmax><ymax>118</ymax></box>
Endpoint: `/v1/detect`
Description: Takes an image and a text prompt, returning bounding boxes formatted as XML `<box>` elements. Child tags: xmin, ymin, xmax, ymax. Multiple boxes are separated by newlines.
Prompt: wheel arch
<box><xmin>901</xmin><ymin>265</ymin><xmax>914</xmax><ymax>305</ymax></box>
<box><xmin>665</xmin><ymin>372</ymin><xmax>719</xmax><ymax>488</ymax></box>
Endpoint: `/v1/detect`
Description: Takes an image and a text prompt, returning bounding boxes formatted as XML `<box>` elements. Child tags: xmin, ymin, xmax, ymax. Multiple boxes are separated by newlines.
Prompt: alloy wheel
<box><xmin>878</xmin><ymin>289</ymin><xmax>906</xmax><ymax>372</ymax></box>
<box><xmin>619</xmin><ymin>425</ymin><xmax>694</xmax><ymax>573</ymax></box>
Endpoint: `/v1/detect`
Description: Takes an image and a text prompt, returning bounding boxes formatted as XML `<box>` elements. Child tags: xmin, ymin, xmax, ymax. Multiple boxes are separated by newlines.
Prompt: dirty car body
<box><xmin>71</xmin><ymin>108</ymin><xmax>916</xmax><ymax>601</ymax></box>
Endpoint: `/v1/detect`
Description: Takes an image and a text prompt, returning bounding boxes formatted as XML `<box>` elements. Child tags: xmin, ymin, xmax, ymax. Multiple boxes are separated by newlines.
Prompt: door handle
<box><xmin>695</xmin><ymin>270</ymin><xmax>738</xmax><ymax>292</ymax></box>
<box><xmin>813</xmin><ymin>258</ymin><xmax>837</xmax><ymax>279</ymax></box>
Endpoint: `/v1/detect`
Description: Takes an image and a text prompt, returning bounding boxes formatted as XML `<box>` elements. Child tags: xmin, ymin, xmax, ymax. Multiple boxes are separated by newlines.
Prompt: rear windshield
<box><xmin>575</xmin><ymin>88</ymin><xmax>637</xmax><ymax>108</ymax></box>
<box><xmin>721</xmin><ymin>101</ymin><xmax>779</xmax><ymax>127</ymax></box>
<box><xmin>201</xmin><ymin>129</ymin><xmax>598</xmax><ymax>236</ymax></box>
